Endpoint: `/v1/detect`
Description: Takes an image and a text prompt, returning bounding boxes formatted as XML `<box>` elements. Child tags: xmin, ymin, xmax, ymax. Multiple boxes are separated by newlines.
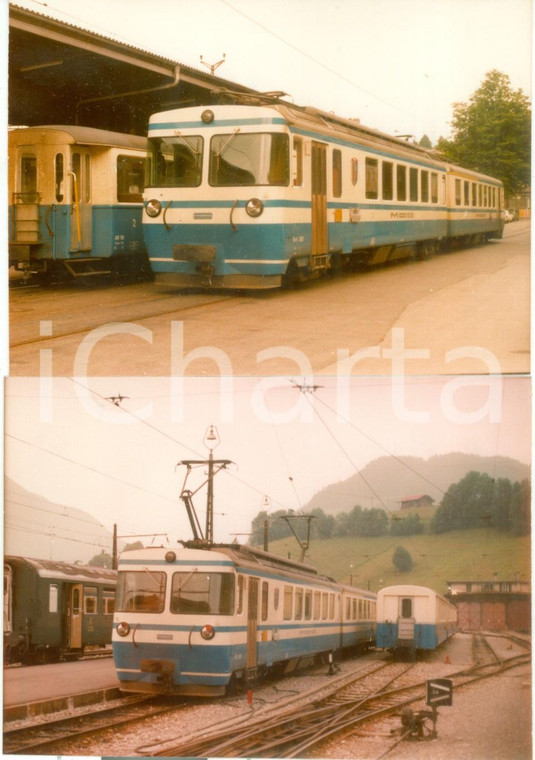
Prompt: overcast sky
<box><xmin>4</xmin><ymin>375</ymin><xmax>531</xmax><ymax>554</ymax></box>
<box><xmin>6</xmin><ymin>0</ymin><xmax>532</xmax><ymax>143</ymax></box>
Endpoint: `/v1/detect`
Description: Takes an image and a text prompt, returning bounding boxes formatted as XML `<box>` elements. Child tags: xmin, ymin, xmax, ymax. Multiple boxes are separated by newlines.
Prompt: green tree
<box><xmin>89</xmin><ymin>550</ymin><xmax>113</xmax><ymax>568</ymax></box>
<box><xmin>435</xmin><ymin>70</ymin><xmax>531</xmax><ymax>196</ymax></box>
<box><xmin>509</xmin><ymin>479</ymin><xmax>531</xmax><ymax>535</ymax></box>
<box><xmin>393</xmin><ymin>545</ymin><xmax>413</xmax><ymax>573</ymax></box>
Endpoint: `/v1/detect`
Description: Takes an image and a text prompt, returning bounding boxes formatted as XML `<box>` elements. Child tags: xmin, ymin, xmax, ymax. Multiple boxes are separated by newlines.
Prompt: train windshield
<box><xmin>170</xmin><ymin>571</ymin><xmax>234</xmax><ymax>615</ymax></box>
<box><xmin>115</xmin><ymin>570</ymin><xmax>166</xmax><ymax>613</ymax></box>
<box><xmin>146</xmin><ymin>135</ymin><xmax>203</xmax><ymax>188</ymax></box>
<box><xmin>209</xmin><ymin>133</ymin><xmax>289</xmax><ymax>186</ymax></box>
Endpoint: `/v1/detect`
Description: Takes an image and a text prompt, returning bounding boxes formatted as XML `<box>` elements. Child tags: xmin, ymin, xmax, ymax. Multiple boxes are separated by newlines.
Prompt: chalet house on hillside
<box><xmin>398</xmin><ymin>494</ymin><xmax>434</xmax><ymax>510</ymax></box>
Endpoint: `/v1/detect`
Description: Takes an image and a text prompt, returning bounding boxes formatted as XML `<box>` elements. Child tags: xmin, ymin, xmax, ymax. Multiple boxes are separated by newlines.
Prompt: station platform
<box><xmin>3</xmin><ymin>657</ymin><xmax>120</xmax><ymax>721</ymax></box>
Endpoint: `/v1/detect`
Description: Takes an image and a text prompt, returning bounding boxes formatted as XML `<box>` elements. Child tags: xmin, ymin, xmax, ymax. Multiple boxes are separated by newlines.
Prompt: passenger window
<box><xmin>421</xmin><ymin>171</ymin><xmax>429</xmax><ymax>202</ymax></box>
<box><xmin>478</xmin><ymin>185</ymin><xmax>482</xmax><ymax>206</ymax></box>
<box><xmin>351</xmin><ymin>157</ymin><xmax>358</xmax><ymax>186</ymax></box>
<box><xmin>84</xmin><ymin>587</ymin><xmax>98</xmax><ymax>614</ymax></box>
<box><xmin>332</xmin><ymin>149</ymin><xmax>342</xmax><ymax>198</ymax></box>
<box><xmin>409</xmin><ymin>167</ymin><xmax>418</xmax><ymax>201</ymax></box>
<box><xmin>103</xmin><ymin>592</ymin><xmax>115</xmax><ymax>615</ymax></box>
<box><xmin>322</xmin><ymin>593</ymin><xmax>328</xmax><ymax>620</ymax></box>
<box><xmin>117</xmin><ymin>155</ymin><xmax>145</xmax><ymax>202</ymax></box>
<box><xmin>472</xmin><ymin>183</ymin><xmax>477</xmax><ymax>206</ymax></box>
<box><xmin>304</xmin><ymin>591</ymin><xmax>312</xmax><ymax>620</ymax></box>
<box><xmin>55</xmin><ymin>153</ymin><xmax>64</xmax><ymax>202</ymax></box>
<box><xmin>313</xmin><ymin>591</ymin><xmax>321</xmax><ymax>619</ymax></box>
<box><xmin>20</xmin><ymin>153</ymin><xmax>37</xmax><ymax>200</ymax></box>
<box><xmin>365</xmin><ymin>157</ymin><xmax>378</xmax><ymax>199</ymax></box>
<box><xmin>261</xmin><ymin>581</ymin><xmax>269</xmax><ymax>621</ymax></box>
<box><xmin>455</xmin><ymin>178</ymin><xmax>461</xmax><ymax>206</ymax></box>
<box><xmin>273</xmin><ymin>587</ymin><xmax>279</xmax><ymax>611</ymax></box>
<box><xmin>464</xmin><ymin>181</ymin><xmax>470</xmax><ymax>206</ymax></box>
<box><xmin>382</xmin><ymin>161</ymin><xmax>393</xmax><ymax>200</ymax></box>
<box><xmin>396</xmin><ymin>165</ymin><xmax>407</xmax><ymax>201</ymax></box>
<box><xmin>293</xmin><ymin>137</ymin><xmax>303</xmax><ymax>186</ymax></box>
<box><xmin>49</xmin><ymin>584</ymin><xmax>58</xmax><ymax>614</ymax></box>
<box><xmin>295</xmin><ymin>588</ymin><xmax>303</xmax><ymax>620</ymax></box>
<box><xmin>283</xmin><ymin>586</ymin><xmax>293</xmax><ymax>620</ymax></box>
<box><xmin>237</xmin><ymin>575</ymin><xmax>244</xmax><ymax>614</ymax></box>
<box><xmin>431</xmin><ymin>173</ymin><xmax>438</xmax><ymax>203</ymax></box>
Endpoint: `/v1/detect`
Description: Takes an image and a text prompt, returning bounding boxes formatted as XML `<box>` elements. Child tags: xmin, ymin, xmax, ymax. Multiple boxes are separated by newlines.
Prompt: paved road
<box><xmin>9</xmin><ymin>222</ymin><xmax>529</xmax><ymax>376</ymax></box>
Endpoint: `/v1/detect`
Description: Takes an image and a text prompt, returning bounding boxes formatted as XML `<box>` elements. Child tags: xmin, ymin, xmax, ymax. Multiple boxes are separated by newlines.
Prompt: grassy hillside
<box><xmin>259</xmin><ymin>527</ymin><xmax>530</xmax><ymax>595</ymax></box>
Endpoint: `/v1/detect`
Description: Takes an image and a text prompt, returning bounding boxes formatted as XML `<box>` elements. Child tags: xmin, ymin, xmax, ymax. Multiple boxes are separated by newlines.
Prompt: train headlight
<box><xmin>200</xmin><ymin>624</ymin><xmax>216</xmax><ymax>640</ymax></box>
<box><xmin>116</xmin><ymin>621</ymin><xmax>131</xmax><ymax>637</ymax></box>
<box><xmin>201</xmin><ymin>109</ymin><xmax>215</xmax><ymax>124</ymax></box>
<box><xmin>145</xmin><ymin>199</ymin><xmax>162</xmax><ymax>218</ymax></box>
<box><xmin>245</xmin><ymin>198</ymin><xmax>264</xmax><ymax>218</ymax></box>
<box><xmin>165</xmin><ymin>551</ymin><xmax>176</xmax><ymax>563</ymax></box>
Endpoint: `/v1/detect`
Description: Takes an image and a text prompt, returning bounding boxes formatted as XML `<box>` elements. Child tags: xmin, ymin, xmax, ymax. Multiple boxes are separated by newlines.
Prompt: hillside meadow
<box><xmin>259</xmin><ymin>527</ymin><xmax>530</xmax><ymax>595</ymax></box>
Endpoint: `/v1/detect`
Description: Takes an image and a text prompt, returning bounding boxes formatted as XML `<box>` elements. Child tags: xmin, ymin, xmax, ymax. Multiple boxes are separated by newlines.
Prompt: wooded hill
<box><xmin>303</xmin><ymin>453</ymin><xmax>530</xmax><ymax>514</ymax></box>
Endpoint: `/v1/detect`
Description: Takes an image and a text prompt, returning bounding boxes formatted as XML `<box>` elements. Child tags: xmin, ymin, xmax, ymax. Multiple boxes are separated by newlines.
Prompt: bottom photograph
<box><xmin>3</xmin><ymin>374</ymin><xmax>531</xmax><ymax>759</ymax></box>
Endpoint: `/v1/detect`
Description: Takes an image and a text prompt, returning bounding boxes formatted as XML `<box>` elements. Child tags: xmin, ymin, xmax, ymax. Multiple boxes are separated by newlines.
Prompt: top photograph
<box><xmin>6</xmin><ymin>0</ymin><xmax>531</xmax><ymax>378</ymax></box>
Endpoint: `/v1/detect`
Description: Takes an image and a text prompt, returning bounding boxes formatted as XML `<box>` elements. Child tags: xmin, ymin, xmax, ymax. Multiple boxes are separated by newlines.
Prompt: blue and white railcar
<box><xmin>142</xmin><ymin>100</ymin><xmax>504</xmax><ymax>289</ymax></box>
<box><xmin>112</xmin><ymin>544</ymin><xmax>376</xmax><ymax>696</ymax></box>
<box><xmin>376</xmin><ymin>584</ymin><xmax>457</xmax><ymax>657</ymax></box>
<box><xmin>8</xmin><ymin>125</ymin><xmax>149</xmax><ymax>282</ymax></box>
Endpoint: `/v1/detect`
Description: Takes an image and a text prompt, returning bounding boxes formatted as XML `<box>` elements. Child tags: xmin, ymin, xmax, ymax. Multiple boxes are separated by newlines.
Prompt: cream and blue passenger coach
<box><xmin>143</xmin><ymin>100</ymin><xmax>504</xmax><ymax>289</ymax></box>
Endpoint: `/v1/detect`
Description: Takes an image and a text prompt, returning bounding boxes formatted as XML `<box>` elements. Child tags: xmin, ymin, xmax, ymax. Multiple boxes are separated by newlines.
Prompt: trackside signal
<box><xmin>426</xmin><ymin>678</ymin><xmax>453</xmax><ymax>707</ymax></box>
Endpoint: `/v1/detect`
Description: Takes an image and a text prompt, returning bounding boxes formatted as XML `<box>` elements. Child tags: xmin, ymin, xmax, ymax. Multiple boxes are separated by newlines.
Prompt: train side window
<box><xmin>304</xmin><ymin>590</ymin><xmax>312</xmax><ymax>620</ymax></box>
<box><xmin>464</xmin><ymin>181</ymin><xmax>470</xmax><ymax>206</ymax></box>
<box><xmin>329</xmin><ymin>593</ymin><xmax>335</xmax><ymax>620</ymax></box>
<box><xmin>283</xmin><ymin>586</ymin><xmax>293</xmax><ymax>620</ymax></box>
<box><xmin>295</xmin><ymin>588</ymin><xmax>303</xmax><ymax>620</ymax></box>
<box><xmin>345</xmin><ymin>598</ymin><xmax>351</xmax><ymax>619</ymax></box>
<box><xmin>396</xmin><ymin>165</ymin><xmax>407</xmax><ymax>201</ymax></box>
<box><xmin>261</xmin><ymin>581</ymin><xmax>269</xmax><ymax>621</ymax></box>
<box><xmin>409</xmin><ymin>167</ymin><xmax>418</xmax><ymax>201</ymax></box>
<box><xmin>293</xmin><ymin>137</ymin><xmax>303</xmax><ymax>186</ymax></box>
<box><xmin>351</xmin><ymin>157</ymin><xmax>358</xmax><ymax>186</ymax></box>
<box><xmin>365</xmin><ymin>157</ymin><xmax>378</xmax><ymax>199</ymax></box>
<box><xmin>321</xmin><ymin>593</ymin><xmax>328</xmax><ymax>620</ymax></box>
<box><xmin>273</xmin><ymin>587</ymin><xmax>280</xmax><ymax>611</ymax></box>
<box><xmin>313</xmin><ymin>590</ymin><xmax>321</xmax><ymax>619</ymax></box>
<box><xmin>237</xmin><ymin>575</ymin><xmax>244</xmax><ymax>614</ymax></box>
<box><xmin>55</xmin><ymin>153</ymin><xmax>64</xmax><ymax>202</ymax></box>
<box><xmin>421</xmin><ymin>171</ymin><xmax>429</xmax><ymax>203</ymax></box>
<box><xmin>352</xmin><ymin>599</ymin><xmax>357</xmax><ymax>620</ymax></box>
<box><xmin>49</xmin><ymin>584</ymin><xmax>58</xmax><ymax>614</ymax></box>
<box><xmin>478</xmin><ymin>184</ymin><xmax>482</xmax><ymax>206</ymax></box>
<box><xmin>382</xmin><ymin>161</ymin><xmax>393</xmax><ymax>200</ymax></box>
<box><xmin>454</xmin><ymin>178</ymin><xmax>461</xmax><ymax>206</ymax></box>
<box><xmin>117</xmin><ymin>155</ymin><xmax>145</xmax><ymax>202</ymax></box>
<box><xmin>84</xmin><ymin>154</ymin><xmax>91</xmax><ymax>202</ymax></box>
<box><xmin>431</xmin><ymin>173</ymin><xmax>438</xmax><ymax>203</ymax></box>
<box><xmin>401</xmin><ymin>598</ymin><xmax>412</xmax><ymax>618</ymax></box>
<box><xmin>103</xmin><ymin>591</ymin><xmax>115</xmax><ymax>615</ymax></box>
<box><xmin>84</xmin><ymin>587</ymin><xmax>98</xmax><ymax>614</ymax></box>
<box><xmin>332</xmin><ymin>149</ymin><xmax>342</xmax><ymax>198</ymax></box>
<box><xmin>472</xmin><ymin>182</ymin><xmax>477</xmax><ymax>206</ymax></box>
<box><xmin>20</xmin><ymin>153</ymin><xmax>37</xmax><ymax>200</ymax></box>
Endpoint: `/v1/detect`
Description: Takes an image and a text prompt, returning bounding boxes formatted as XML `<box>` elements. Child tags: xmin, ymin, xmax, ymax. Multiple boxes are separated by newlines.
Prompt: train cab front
<box><xmin>143</xmin><ymin>105</ymin><xmax>293</xmax><ymax>290</ymax></box>
<box><xmin>112</xmin><ymin>549</ymin><xmax>237</xmax><ymax>697</ymax></box>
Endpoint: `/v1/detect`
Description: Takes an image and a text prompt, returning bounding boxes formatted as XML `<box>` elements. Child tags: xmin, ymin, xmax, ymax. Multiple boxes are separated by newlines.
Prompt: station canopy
<box><xmin>9</xmin><ymin>4</ymin><xmax>259</xmax><ymax>136</ymax></box>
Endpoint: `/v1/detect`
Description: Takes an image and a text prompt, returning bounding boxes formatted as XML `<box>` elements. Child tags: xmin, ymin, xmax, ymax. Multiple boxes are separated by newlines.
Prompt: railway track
<box><xmin>3</xmin><ymin>694</ymin><xmax>181</xmax><ymax>755</ymax></box>
<box><xmin>136</xmin><ymin>641</ymin><xmax>530</xmax><ymax>758</ymax></box>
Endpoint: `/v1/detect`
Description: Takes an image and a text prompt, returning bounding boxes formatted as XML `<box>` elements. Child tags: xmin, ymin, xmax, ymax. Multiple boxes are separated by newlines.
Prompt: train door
<box><xmin>67</xmin><ymin>584</ymin><xmax>83</xmax><ymax>649</ymax></box>
<box><xmin>11</xmin><ymin>148</ymin><xmax>40</xmax><ymax>252</ymax></box>
<box><xmin>311</xmin><ymin>141</ymin><xmax>328</xmax><ymax>270</ymax></box>
<box><xmin>69</xmin><ymin>149</ymin><xmax>92</xmax><ymax>252</ymax></box>
<box><xmin>398</xmin><ymin>596</ymin><xmax>415</xmax><ymax>641</ymax></box>
<box><xmin>246</xmin><ymin>578</ymin><xmax>259</xmax><ymax>675</ymax></box>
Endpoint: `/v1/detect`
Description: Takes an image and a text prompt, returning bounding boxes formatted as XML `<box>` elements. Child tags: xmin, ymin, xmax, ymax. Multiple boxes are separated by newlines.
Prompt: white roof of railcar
<box><xmin>5</xmin><ymin>555</ymin><xmax>117</xmax><ymax>584</ymax></box>
<box><xmin>8</xmin><ymin>125</ymin><xmax>147</xmax><ymax>151</ymax></box>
